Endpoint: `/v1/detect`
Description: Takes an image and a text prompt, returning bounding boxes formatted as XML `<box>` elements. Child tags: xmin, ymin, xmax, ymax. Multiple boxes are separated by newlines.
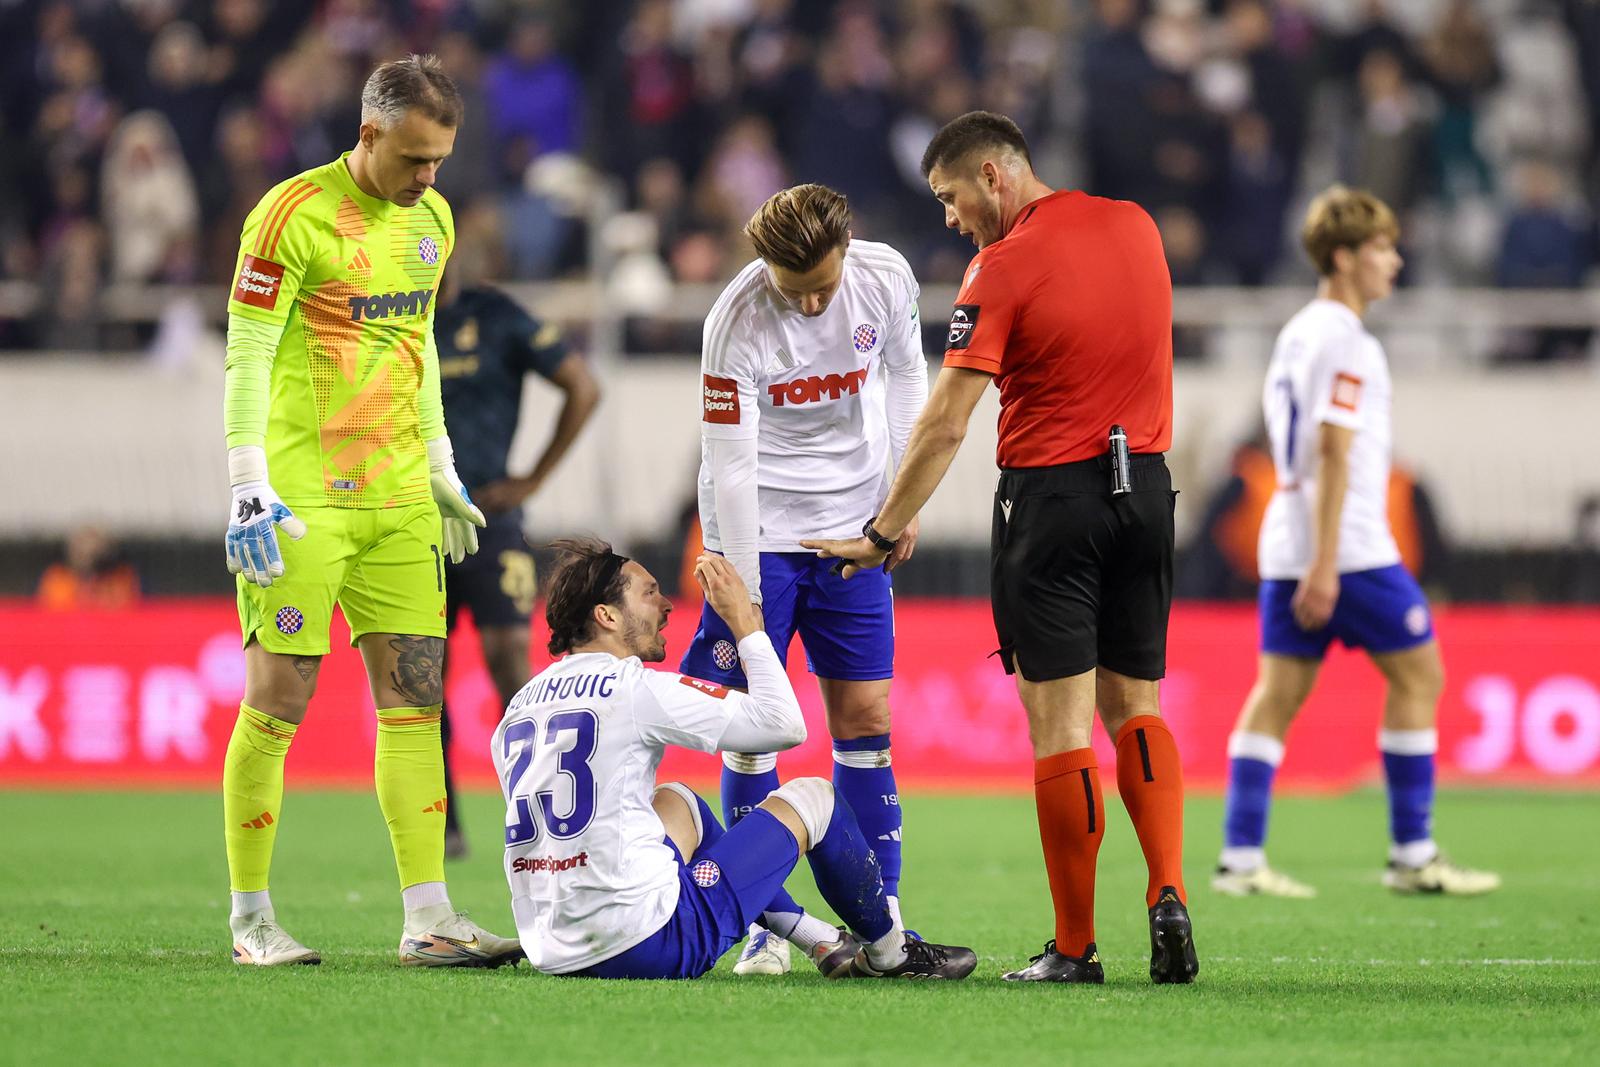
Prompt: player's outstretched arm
<box><xmin>804</xmin><ymin>365</ymin><xmax>989</xmax><ymax>578</ymax></box>
<box><xmin>694</xmin><ymin>554</ymin><xmax>804</xmax><ymax>751</ymax></box>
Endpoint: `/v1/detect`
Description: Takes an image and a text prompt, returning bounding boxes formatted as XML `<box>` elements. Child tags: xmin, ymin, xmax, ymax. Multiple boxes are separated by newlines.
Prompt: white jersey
<box><xmin>1258</xmin><ymin>298</ymin><xmax>1402</xmax><ymax>580</ymax></box>
<box><xmin>697</xmin><ymin>240</ymin><xmax>926</xmax><ymax>558</ymax></box>
<box><xmin>492</xmin><ymin>636</ymin><xmax>798</xmax><ymax>974</ymax></box>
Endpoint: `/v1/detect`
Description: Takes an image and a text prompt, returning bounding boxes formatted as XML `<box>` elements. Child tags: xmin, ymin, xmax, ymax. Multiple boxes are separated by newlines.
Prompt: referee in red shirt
<box><xmin>804</xmin><ymin>111</ymin><xmax>1197</xmax><ymax>985</ymax></box>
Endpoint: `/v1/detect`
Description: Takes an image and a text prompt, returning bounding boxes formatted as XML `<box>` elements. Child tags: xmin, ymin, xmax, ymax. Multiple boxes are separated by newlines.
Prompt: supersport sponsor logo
<box><xmin>233</xmin><ymin>256</ymin><xmax>285</xmax><ymax>310</ymax></box>
<box><xmin>511</xmin><ymin>852</ymin><xmax>591</xmax><ymax>874</ymax></box>
<box><xmin>767</xmin><ymin>368</ymin><xmax>869</xmax><ymax>407</ymax></box>
<box><xmin>679</xmin><ymin>675</ymin><xmax>731</xmax><ymax>699</ymax></box>
<box><xmin>703</xmin><ymin>374</ymin><xmax>740</xmax><ymax>424</ymax></box>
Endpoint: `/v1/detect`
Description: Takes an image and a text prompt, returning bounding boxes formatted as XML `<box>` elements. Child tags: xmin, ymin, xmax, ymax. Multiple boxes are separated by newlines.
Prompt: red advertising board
<box><xmin>3</xmin><ymin>599</ymin><xmax>1598</xmax><ymax>790</ymax></box>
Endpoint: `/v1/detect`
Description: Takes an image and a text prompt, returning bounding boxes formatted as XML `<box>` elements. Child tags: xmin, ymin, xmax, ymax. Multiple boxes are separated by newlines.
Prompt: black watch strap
<box><xmin>862</xmin><ymin>520</ymin><xmax>898</xmax><ymax>552</ymax></box>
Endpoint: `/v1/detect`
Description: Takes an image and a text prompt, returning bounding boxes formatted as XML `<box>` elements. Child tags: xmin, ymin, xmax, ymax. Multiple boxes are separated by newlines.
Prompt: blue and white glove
<box><xmin>225</xmin><ymin>446</ymin><xmax>307</xmax><ymax>587</ymax></box>
<box><xmin>427</xmin><ymin>436</ymin><xmax>486</xmax><ymax>564</ymax></box>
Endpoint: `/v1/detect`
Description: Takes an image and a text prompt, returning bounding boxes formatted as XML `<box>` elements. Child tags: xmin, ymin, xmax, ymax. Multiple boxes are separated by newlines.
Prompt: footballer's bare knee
<box><xmin>818</xmin><ymin>677</ymin><xmax>892</xmax><ymax>739</ymax></box>
<box><xmin>652</xmin><ymin>783</ymin><xmax>704</xmax><ymax>858</ymax></box>
<box><xmin>243</xmin><ymin>640</ymin><xmax>320</xmax><ymax>724</ymax></box>
<box><xmin>1016</xmin><ymin>669</ymin><xmax>1096</xmax><ymax>756</ymax></box>
<box><xmin>1237</xmin><ymin>654</ymin><xmax>1320</xmax><ymax>738</ymax></box>
<box><xmin>1094</xmin><ymin>668</ymin><xmax>1162</xmax><ymax>737</ymax></box>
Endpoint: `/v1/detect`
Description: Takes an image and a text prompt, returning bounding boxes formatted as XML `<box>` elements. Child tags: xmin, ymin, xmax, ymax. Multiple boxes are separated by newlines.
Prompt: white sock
<box><xmin>864</xmin><ymin>922</ymin><xmax>908</xmax><ymax>971</ymax></box>
<box><xmin>1390</xmin><ymin>838</ymin><xmax>1438</xmax><ymax>868</ymax></box>
<box><xmin>1219</xmin><ymin>846</ymin><xmax>1266</xmax><ymax>873</ymax></box>
<box><xmin>401</xmin><ymin>881</ymin><xmax>451</xmax><ymax>914</ymax></box>
<box><xmin>231</xmin><ymin>889</ymin><xmax>272</xmax><ymax>919</ymax></box>
<box><xmin>886</xmin><ymin>894</ymin><xmax>903</xmax><ymax>928</ymax></box>
<box><xmin>768</xmin><ymin>913</ymin><xmax>838</xmax><ymax>953</ymax></box>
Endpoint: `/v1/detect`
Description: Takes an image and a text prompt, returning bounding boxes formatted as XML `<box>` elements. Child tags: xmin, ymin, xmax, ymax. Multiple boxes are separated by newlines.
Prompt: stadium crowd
<box><xmin>1</xmin><ymin>0</ymin><xmax>1597</xmax><ymax>355</ymax></box>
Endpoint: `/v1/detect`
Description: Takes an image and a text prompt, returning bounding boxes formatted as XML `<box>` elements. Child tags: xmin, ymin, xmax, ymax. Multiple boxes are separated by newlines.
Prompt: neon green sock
<box><xmin>222</xmin><ymin>704</ymin><xmax>298</xmax><ymax>893</ymax></box>
<box><xmin>374</xmin><ymin>705</ymin><xmax>447</xmax><ymax>889</ymax></box>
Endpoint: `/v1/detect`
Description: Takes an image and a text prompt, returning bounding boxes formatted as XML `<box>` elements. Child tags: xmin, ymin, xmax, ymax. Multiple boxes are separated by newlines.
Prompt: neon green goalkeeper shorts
<box><xmin>237</xmin><ymin>502</ymin><xmax>447</xmax><ymax>656</ymax></box>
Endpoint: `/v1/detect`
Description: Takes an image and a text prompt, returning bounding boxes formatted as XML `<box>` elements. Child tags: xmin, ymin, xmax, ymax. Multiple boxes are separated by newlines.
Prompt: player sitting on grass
<box><xmin>493</xmin><ymin>541</ymin><xmax>977</xmax><ymax>980</ymax></box>
<box><xmin>1214</xmin><ymin>185</ymin><xmax>1500</xmax><ymax>899</ymax></box>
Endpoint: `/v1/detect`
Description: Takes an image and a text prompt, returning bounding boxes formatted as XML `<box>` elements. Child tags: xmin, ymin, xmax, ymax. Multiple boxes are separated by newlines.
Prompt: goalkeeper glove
<box><xmin>427</xmin><ymin>436</ymin><xmax>486</xmax><ymax>564</ymax></box>
<box><xmin>225</xmin><ymin>446</ymin><xmax>306</xmax><ymax>587</ymax></box>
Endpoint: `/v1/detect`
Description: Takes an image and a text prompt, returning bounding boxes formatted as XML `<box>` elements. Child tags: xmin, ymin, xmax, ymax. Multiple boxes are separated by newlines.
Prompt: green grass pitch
<box><xmin>2</xmin><ymin>788</ymin><xmax>1595</xmax><ymax>1066</ymax></box>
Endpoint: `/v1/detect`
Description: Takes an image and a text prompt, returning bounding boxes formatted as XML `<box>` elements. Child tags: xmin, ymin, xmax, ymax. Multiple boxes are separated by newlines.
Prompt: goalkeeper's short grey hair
<box><xmin>360</xmin><ymin>54</ymin><xmax>462</xmax><ymax>130</ymax></box>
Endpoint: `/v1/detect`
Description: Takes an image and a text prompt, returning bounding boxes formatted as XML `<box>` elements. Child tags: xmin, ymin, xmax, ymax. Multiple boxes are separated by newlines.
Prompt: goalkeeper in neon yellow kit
<box><xmin>220</xmin><ymin>54</ymin><xmax>518</xmax><ymax>967</ymax></box>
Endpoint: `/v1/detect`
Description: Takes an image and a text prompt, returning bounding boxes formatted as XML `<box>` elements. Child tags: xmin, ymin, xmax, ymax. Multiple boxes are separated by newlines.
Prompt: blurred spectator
<box><xmin>432</xmin><ymin>32</ymin><xmax>494</xmax><ymax>206</ymax></box>
<box><xmin>486</xmin><ymin>14</ymin><xmax>582</xmax><ymax>184</ymax></box>
<box><xmin>695</xmin><ymin>114</ymin><xmax>788</xmax><ymax>229</ymax></box>
<box><xmin>200</xmin><ymin>107</ymin><xmax>273</xmax><ymax>277</ymax></box>
<box><xmin>102</xmin><ymin>111</ymin><xmax>200</xmax><ymax>283</ymax></box>
<box><xmin>1217</xmin><ymin>110</ymin><xmax>1292</xmax><ymax>283</ymax></box>
<box><xmin>36</xmin><ymin>527</ymin><xmax>141</xmax><ymax>611</ymax></box>
<box><xmin>1347</xmin><ymin>48</ymin><xmax>1431</xmax><ymax>216</ymax></box>
<box><xmin>792</xmin><ymin>6</ymin><xmax>900</xmax><ymax>220</ymax></box>
<box><xmin>602</xmin><ymin>0</ymin><xmax>697</xmax><ymax>182</ymax></box>
<box><xmin>1494</xmin><ymin>159</ymin><xmax>1596</xmax><ymax>362</ymax></box>
<box><xmin>142</xmin><ymin>20</ymin><xmax>223</xmax><ymax>179</ymax></box>
<box><xmin>1422</xmin><ymin>0</ymin><xmax>1500</xmax><ymax>205</ymax></box>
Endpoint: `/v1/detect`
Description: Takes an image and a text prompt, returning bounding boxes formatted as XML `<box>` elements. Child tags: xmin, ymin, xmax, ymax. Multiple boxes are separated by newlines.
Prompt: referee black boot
<box><xmin>1148</xmin><ymin>886</ymin><xmax>1199</xmax><ymax>984</ymax></box>
<box><xmin>1002</xmin><ymin>940</ymin><xmax>1104</xmax><ymax>984</ymax></box>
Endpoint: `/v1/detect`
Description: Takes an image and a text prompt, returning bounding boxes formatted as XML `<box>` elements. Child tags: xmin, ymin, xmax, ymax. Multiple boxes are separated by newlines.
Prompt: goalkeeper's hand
<box><xmin>427</xmin><ymin>437</ymin><xmax>486</xmax><ymax>564</ymax></box>
<box><xmin>226</xmin><ymin>481</ymin><xmax>307</xmax><ymax>587</ymax></box>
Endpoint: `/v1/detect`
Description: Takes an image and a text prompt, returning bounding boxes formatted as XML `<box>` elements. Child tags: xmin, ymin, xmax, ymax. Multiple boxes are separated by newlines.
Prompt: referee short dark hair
<box><xmin>543</xmin><ymin>538</ymin><xmax>631</xmax><ymax>655</ymax></box>
<box><xmin>920</xmin><ymin>111</ymin><xmax>1032</xmax><ymax>178</ymax></box>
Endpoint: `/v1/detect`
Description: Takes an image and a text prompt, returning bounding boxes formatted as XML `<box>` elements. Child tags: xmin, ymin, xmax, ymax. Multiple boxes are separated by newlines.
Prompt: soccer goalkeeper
<box><xmin>220</xmin><ymin>54</ymin><xmax>517</xmax><ymax>968</ymax></box>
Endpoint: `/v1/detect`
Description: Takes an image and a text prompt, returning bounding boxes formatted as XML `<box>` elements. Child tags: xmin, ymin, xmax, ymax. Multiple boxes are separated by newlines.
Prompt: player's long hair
<box><xmin>744</xmin><ymin>184</ymin><xmax>851</xmax><ymax>272</ymax></box>
<box><xmin>544</xmin><ymin>538</ymin><xmax>632</xmax><ymax>655</ymax></box>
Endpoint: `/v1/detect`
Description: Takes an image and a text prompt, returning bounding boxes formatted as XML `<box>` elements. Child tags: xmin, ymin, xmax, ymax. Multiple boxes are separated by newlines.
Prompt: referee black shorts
<box><xmin>991</xmin><ymin>453</ymin><xmax>1175</xmax><ymax>683</ymax></box>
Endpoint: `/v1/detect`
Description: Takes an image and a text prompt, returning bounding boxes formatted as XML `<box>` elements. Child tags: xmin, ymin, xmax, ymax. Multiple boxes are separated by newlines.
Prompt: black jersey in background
<box><xmin>436</xmin><ymin>286</ymin><xmax>569</xmax><ymax>493</ymax></box>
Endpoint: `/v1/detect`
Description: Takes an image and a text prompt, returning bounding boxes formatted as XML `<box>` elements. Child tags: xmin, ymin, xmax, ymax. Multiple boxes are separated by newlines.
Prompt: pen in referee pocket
<box><xmin>1109</xmin><ymin>424</ymin><xmax>1132</xmax><ymax>496</ymax></box>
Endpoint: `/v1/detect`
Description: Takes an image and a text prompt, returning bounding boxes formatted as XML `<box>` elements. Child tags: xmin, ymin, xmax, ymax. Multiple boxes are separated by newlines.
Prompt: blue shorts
<box><xmin>569</xmin><ymin>809</ymin><xmax>799</xmax><ymax>980</ymax></box>
<box><xmin>680</xmin><ymin>552</ymin><xmax>894</xmax><ymax>687</ymax></box>
<box><xmin>1260</xmin><ymin>563</ymin><xmax>1434</xmax><ymax>659</ymax></box>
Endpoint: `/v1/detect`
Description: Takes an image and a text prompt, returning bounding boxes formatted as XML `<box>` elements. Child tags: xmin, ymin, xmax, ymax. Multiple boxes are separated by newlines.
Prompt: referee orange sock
<box><xmin>1033</xmin><ymin>748</ymin><xmax>1104</xmax><ymax>959</ymax></box>
<box><xmin>1115</xmin><ymin>715</ymin><xmax>1188</xmax><ymax>907</ymax></box>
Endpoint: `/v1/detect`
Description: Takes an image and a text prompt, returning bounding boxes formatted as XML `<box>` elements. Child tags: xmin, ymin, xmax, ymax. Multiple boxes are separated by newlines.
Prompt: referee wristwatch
<box><xmin>862</xmin><ymin>520</ymin><xmax>899</xmax><ymax>552</ymax></box>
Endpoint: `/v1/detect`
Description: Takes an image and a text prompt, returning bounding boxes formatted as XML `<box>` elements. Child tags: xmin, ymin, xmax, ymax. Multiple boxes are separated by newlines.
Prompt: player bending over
<box><xmin>1213</xmin><ymin>186</ymin><xmax>1500</xmax><ymax>898</ymax></box>
<box><xmin>682</xmin><ymin>184</ymin><xmax>929</xmax><ymax>974</ymax></box>
<box><xmin>220</xmin><ymin>55</ymin><xmax>516</xmax><ymax>966</ymax></box>
<box><xmin>494</xmin><ymin>541</ymin><xmax>976</xmax><ymax>980</ymax></box>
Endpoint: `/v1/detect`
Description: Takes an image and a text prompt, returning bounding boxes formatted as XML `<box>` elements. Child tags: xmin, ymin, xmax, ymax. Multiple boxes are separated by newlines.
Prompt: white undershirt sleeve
<box><xmin>711</xmin><ymin>633</ymin><xmax>805</xmax><ymax>752</ymax></box>
<box><xmin>705</xmin><ymin>435</ymin><xmax>763</xmax><ymax>605</ymax></box>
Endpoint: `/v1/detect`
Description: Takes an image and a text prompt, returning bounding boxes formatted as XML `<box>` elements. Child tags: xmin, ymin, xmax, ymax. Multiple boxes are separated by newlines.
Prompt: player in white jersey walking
<box><xmin>493</xmin><ymin>540</ymin><xmax>976</xmax><ymax>980</ymax></box>
<box><xmin>681</xmin><ymin>184</ymin><xmax>930</xmax><ymax>974</ymax></box>
<box><xmin>1213</xmin><ymin>186</ymin><xmax>1499</xmax><ymax>899</ymax></box>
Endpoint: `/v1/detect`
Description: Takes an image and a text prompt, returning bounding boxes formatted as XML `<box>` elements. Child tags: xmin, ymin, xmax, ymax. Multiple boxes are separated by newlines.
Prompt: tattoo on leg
<box><xmin>387</xmin><ymin>636</ymin><xmax>444</xmax><ymax>706</ymax></box>
<box><xmin>290</xmin><ymin>656</ymin><xmax>319</xmax><ymax>683</ymax></box>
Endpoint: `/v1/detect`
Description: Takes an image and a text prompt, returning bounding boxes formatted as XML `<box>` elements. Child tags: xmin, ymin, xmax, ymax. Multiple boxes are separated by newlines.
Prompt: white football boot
<box><xmin>1212</xmin><ymin>864</ymin><xmax>1317</xmax><ymax>898</ymax></box>
<box><xmin>398</xmin><ymin>907</ymin><xmax>523</xmax><ymax>968</ymax></box>
<box><xmin>731</xmin><ymin>925</ymin><xmax>792</xmax><ymax>975</ymax></box>
<box><xmin>232</xmin><ymin>912</ymin><xmax>321</xmax><ymax>966</ymax></box>
<box><xmin>1383</xmin><ymin>854</ymin><xmax>1501</xmax><ymax>896</ymax></box>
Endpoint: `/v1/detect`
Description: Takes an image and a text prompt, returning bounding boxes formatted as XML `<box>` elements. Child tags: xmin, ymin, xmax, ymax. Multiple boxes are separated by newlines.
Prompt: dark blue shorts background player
<box><xmin>437</xmin><ymin>266</ymin><xmax>601</xmax><ymax>857</ymax></box>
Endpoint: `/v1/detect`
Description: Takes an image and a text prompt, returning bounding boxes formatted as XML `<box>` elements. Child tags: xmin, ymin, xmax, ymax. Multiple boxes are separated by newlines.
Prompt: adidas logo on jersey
<box><xmin>346</xmin><ymin>248</ymin><xmax>372</xmax><ymax>271</ymax></box>
<box><xmin>347</xmin><ymin>289</ymin><xmax>435</xmax><ymax>321</ymax></box>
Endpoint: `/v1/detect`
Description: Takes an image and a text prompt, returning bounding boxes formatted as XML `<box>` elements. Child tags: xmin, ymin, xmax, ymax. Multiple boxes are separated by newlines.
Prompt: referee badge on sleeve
<box><xmin>947</xmin><ymin>304</ymin><xmax>979</xmax><ymax>349</ymax></box>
